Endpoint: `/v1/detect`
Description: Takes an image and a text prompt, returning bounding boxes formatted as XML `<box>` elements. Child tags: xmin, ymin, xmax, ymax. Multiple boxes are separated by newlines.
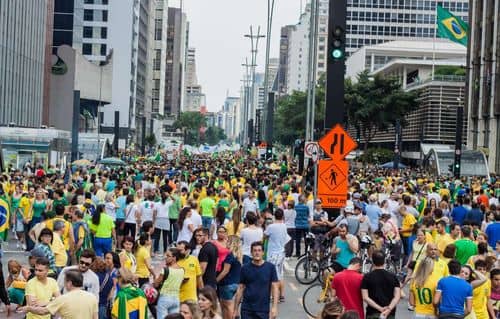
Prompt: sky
<box><xmin>178</xmin><ymin>0</ymin><xmax>304</xmax><ymax>111</ymax></box>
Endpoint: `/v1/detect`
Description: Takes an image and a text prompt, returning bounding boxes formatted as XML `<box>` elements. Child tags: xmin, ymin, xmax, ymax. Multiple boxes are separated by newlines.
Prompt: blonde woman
<box><xmin>215</xmin><ymin>235</ymin><xmax>242</xmax><ymax>319</ymax></box>
<box><xmin>409</xmin><ymin>257</ymin><xmax>437</xmax><ymax>319</ymax></box>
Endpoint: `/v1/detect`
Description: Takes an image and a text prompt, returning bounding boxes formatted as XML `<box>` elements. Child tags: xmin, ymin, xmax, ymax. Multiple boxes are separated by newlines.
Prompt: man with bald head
<box><xmin>414</xmin><ymin>242</ymin><xmax>449</xmax><ymax>278</ymax></box>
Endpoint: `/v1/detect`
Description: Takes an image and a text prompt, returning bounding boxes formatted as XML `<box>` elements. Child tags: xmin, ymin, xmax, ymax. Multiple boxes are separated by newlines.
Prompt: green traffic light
<box><xmin>332</xmin><ymin>49</ymin><xmax>343</xmax><ymax>59</ymax></box>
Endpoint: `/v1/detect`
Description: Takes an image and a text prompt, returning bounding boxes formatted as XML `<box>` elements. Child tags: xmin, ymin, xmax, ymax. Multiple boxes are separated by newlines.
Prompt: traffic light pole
<box><xmin>324</xmin><ymin>0</ymin><xmax>347</xmax><ymax>130</ymax></box>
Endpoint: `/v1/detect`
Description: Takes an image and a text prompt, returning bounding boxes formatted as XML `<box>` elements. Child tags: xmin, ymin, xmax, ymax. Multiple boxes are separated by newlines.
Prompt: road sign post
<box><xmin>317</xmin><ymin>124</ymin><xmax>357</xmax><ymax>208</ymax></box>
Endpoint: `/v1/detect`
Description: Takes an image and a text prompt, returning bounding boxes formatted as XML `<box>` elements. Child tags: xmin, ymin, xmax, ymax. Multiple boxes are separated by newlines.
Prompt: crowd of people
<box><xmin>0</xmin><ymin>151</ymin><xmax>497</xmax><ymax>319</ymax></box>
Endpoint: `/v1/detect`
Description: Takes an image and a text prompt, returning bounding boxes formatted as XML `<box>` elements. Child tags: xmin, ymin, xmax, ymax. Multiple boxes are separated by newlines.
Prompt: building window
<box><xmin>83</xmin><ymin>26</ymin><xmax>93</xmax><ymax>38</ymax></box>
<box><xmin>100</xmin><ymin>44</ymin><xmax>107</xmax><ymax>56</ymax></box>
<box><xmin>82</xmin><ymin>43</ymin><xmax>92</xmax><ymax>55</ymax></box>
<box><xmin>84</xmin><ymin>9</ymin><xmax>93</xmax><ymax>21</ymax></box>
<box><xmin>101</xmin><ymin>27</ymin><xmax>107</xmax><ymax>39</ymax></box>
<box><xmin>102</xmin><ymin>10</ymin><xmax>108</xmax><ymax>22</ymax></box>
<box><xmin>84</xmin><ymin>0</ymin><xmax>94</xmax><ymax>3</ymax></box>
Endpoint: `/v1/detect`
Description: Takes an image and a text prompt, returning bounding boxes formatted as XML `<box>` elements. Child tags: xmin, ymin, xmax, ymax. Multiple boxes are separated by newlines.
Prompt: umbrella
<box><xmin>99</xmin><ymin>157</ymin><xmax>126</xmax><ymax>166</ymax></box>
<box><xmin>72</xmin><ymin>159</ymin><xmax>91</xmax><ymax>166</ymax></box>
<box><xmin>380</xmin><ymin>161</ymin><xmax>407</xmax><ymax>169</ymax></box>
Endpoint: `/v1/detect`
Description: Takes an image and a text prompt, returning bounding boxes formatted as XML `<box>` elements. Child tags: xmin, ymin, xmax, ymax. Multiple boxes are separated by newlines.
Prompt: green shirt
<box><xmin>200</xmin><ymin>197</ymin><xmax>216</xmax><ymax>218</ymax></box>
<box><xmin>160</xmin><ymin>267</ymin><xmax>185</xmax><ymax>297</ymax></box>
<box><xmin>168</xmin><ymin>195</ymin><xmax>181</xmax><ymax>219</ymax></box>
<box><xmin>89</xmin><ymin>214</ymin><xmax>115</xmax><ymax>238</ymax></box>
<box><xmin>454</xmin><ymin>238</ymin><xmax>478</xmax><ymax>265</ymax></box>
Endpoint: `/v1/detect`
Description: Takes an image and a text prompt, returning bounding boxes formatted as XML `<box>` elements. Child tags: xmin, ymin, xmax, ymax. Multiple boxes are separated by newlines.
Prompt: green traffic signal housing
<box><xmin>331</xmin><ymin>25</ymin><xmax>345</xmax><ymax>61</ymax></box>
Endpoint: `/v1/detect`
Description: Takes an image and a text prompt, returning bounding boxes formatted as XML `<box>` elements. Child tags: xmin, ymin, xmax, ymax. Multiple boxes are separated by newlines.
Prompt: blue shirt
<box><xmin>451</xmin><ymin>206</ymin><xmax>467</xmax><ymax>225</ymax></box>
<box><xmin>294</xmin><ymin>204</ymin><xmax>310</xmax><ymax>230</ymax></box>
<box><xmin>485</xmin><ymin>222</ymin><xmax>500</xmax><ymax>249</ymax></box>
<box><xmin>115</xmin><ymin>195</ymin><xmax>127</xmax><ymax>220</ymax></box>
<box><xmin>465</xmin><ymin>208</ymin><xmax>483</xmax><ymax>226</ymax></box>
<box><xmin>240</xmin><ymin>261</ymin><xmax>278</xmax><ymax>313</ymax></box>
<box><xmin>97</xmin><ymin>269</ymin><xmax>117</xmax><ymax>305</ymax></box>
<box><xmin>220</xmin><ymin>253</ymin><xmax>241</xmax><ymax>286</ymax></box>
<box><xmin>436</xmin><ymin>276</ymin><xmax>472</xmax><ymax>315</ymax></box>
<box><xmin>365</xmin><ymin>203</ymin><xmax>382</xmax><ymax>231</ymax></box>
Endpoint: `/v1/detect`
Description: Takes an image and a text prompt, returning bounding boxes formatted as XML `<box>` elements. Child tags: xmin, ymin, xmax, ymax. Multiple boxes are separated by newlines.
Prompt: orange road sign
<box><xmin>318</xmin><ymin>124</ymin><xmax>357</xmax><ymax>161</ymax></box>
<box><xmin>317</xmin><ymin>159</ymin><xmax>349</xmax><ymax>208</ymax></box>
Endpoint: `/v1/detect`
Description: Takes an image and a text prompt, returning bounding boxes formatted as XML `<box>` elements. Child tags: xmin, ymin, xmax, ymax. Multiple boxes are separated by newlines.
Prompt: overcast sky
<box><xmin>178</xmin><ymin>0</ymin><xmax>304</xmax><ymax>111</ymax></box>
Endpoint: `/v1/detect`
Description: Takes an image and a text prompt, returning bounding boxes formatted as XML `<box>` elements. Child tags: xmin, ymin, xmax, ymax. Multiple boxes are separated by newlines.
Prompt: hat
<box><xmin>352</xmin><ymin>193</ymin><xmax>361</xmax><ymax>199</ymax></box>
<box><xmin>30</xmin><ymin>247</ymin><xmax>46</xmax><ymax>258</ymax></box>
<box><xmin>368</xmin><ymin>194</ymin><xmax>377</xmax><ymax>203</ymax></box>
<box><xmin>315</xmin><ymin>199</ymin><xmax>322</xmax><ymax>204</ymax></box>
<box><xmin>344</xmin><ymin>205</ymin><xmax>354</xmax><ymax>213</ymax></box>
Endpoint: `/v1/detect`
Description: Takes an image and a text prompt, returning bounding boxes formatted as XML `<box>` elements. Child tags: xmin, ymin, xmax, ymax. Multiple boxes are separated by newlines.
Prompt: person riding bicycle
<box><xmin>309</xmin><ymin>200</ymin><xmax>334</xmax><ymax>257</ymax></box>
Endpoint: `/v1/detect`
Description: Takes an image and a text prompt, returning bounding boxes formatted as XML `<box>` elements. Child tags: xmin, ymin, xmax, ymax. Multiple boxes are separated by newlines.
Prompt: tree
<box><xmin>345</xmin><ymin>71</ymin><xmax>419</xmax><ymax>151</ymax></box>
<box><xmin>274</xmin><ymin>75</ymin><xmax>326</xmax><ymax>145</ymax></box>
<box><xmin>174</xmin><ymin>111</ymin><xmax>206</xmax><ymax>145</ymax></box>
<box><xmin>145</xmin><ymin>134</ymin><xmax>157</xmax><ymax>148</ymax></box>
<box><xmin>204</xmin><ymin>126</ymin><xmax>227</xmax><ymax>145</ymax></box>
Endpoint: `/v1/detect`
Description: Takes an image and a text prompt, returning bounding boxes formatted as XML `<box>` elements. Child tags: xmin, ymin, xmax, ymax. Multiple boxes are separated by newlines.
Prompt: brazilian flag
<box><xmin>0</xmin><ymin>198</ymin><xmax>10</xmax><ymax>241</ymax></box>
<box><xmin>436</xmin><ymin>5</ymin><xmax>468</xmax><ymax>46</ymax></box>
<box><xmin>112</xmin><ymin>285</ymin><xmax>148</xmax><ymax>319</ymax></box>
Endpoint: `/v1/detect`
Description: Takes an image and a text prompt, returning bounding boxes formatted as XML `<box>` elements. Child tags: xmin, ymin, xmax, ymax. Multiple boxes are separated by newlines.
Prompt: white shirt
<box><xmin>242</xmin><ymin>197</ymin><xmax>258</xmax><ymax>217</ymax></box>
<box><xmin>284</xmin><ymin>209</ymin><xmax>296</xmax><ymax>229</ymax></box>
<box><xmin>177</xmin><ymin>217</ymin><xmax>194</xmax><ymax>242</ymax></box>
<box><xmin>241</xmin><ymin>226</ymin><xmax>263</xmax><ymax>256</ymax></box>
<box><xmin>125</xmin><ymin>203</ymin><xmax>138</xmax><ymax>224</ymax></box>
<box><xmin>105</xmin><ymin>202</ymin><xmax>117</xmax><ymax>221</ymax></box>
<box><xmin>191</xmin><ymin>209</ymin><xmax>202</xmax><ymax>230</ymax></box>
<box><xmin>264</xmin><ymin>223</ymin><xmax>290</xmax><ymax>255</ymax></box>
<box><xmin>57</xmin><ymin>266</ymin><xmax>100</xmax><ymax>303</ymax></box>
<box><xmin>155</xmin><ymin>201</ymin><xmax>171</xmax><ymax>230</ymax></box>
<box><xmin>139</xmin><ymin>200</ymin><xmax>156</xmax><ymax>224</ymax></box>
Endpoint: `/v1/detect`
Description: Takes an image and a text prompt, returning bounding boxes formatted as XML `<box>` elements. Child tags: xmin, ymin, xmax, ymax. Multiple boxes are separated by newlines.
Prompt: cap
<box><xmin>344</xmin><ymin>205</ymin><xmax>354</xmax><ymax>213</ymax></box>
<box><xmin>352</xmin><ymin>193</ymin><xmax>361</xmax><ymax>199</ymax></box>
<box><xmin>368</xmin><ymin>194</ymin><xmax>377</xmax><ymax>202</ymax></box>
<box><xmin>315</xmin><ymin>199</ymin><xmax>322</xmax><ymax>204</ymax></box>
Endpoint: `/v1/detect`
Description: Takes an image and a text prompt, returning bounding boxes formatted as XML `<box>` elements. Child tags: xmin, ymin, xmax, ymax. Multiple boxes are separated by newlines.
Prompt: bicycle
<box><xmin>383</xmin><ymin>239</ymin><xmax>402</xmax><ymax>274</ymax></box>
<box><xmin>302</xmin><ymin>270</ymin><xmax>334</xmax><ymax>317</ymax></box>
<box><xmin>359</xmin><ymin>234</ymin><xmax>373</xmax><ymax>274</ymax></box>
<box><xmin>294</xmin><ymin>233</ymin><xmax>333</xmax><ymax>284</ymax></box>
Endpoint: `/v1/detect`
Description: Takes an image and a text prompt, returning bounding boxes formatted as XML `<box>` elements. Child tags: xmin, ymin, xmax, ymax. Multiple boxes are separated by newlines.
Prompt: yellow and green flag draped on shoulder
<box><xmin>112</xmin><ymin>285</ymin><xmax>148</xmax><ymax>319</ymax></box>
<box><xmin>436</xmin><ymin>5</ymin><xmax>468</xmax><ymax>46</ymax></box>
<box><xmin>0</xmin><ymin>198</ymin><xmax>10</xmax><ymax>241</ymax></box>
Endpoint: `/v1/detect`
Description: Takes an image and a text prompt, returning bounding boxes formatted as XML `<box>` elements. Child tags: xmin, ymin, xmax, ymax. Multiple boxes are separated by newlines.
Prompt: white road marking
<box><xmin>289</xmin><ymin>282</ymin><xmax>298</xmax><ymax>292</ymax></box>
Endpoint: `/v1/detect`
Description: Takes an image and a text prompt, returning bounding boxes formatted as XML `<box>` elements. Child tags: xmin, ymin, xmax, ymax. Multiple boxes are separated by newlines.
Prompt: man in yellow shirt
<box><xmin>436</xmin><ymin>220</ymin><xmax>455</xmax><ymax>255</ymax></box>
<box><xmin>400</xmin><ymin>206</ymin><xmax>417</xmax><ymax>257</ymax></box>
<box><xmin>22</xmin><ymin>270</ymin><xmax>98</xmax><ymax>319</ymax></box>
<box><xmin>19</xmin><ymin>187</ymin><xmax>36</xmax><ymax>250</ymax></box>
<box><xmin>44</xmin><ymin>204</ymin><xmax>74</xmax><ymax>258</ymax></box>
<box><xmin>176</xmin><ymin>240</ymin><xmax>203</xmax><ymax>302</ymax></box>
<box><xmin>24</xmin><ymin>258</ymin><xmax>60</xmax><ymax>319</ymax></box>
<box><xmin>51</xmin><ymin>220</ymin><xmax>68</xmax><ymax>271</ymax></box>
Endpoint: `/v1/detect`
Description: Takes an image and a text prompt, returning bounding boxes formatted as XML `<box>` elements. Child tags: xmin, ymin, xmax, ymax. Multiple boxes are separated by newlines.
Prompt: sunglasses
<box><xmin>79</xmin><ymin>261</ymin><xmax>91</xmax><ymax>266</ymax></box>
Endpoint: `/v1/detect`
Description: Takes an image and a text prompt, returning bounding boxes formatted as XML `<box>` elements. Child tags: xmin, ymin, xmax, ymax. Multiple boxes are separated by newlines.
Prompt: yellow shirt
<box><xmin>88</xmin><ymin>214</ymin><xmax>115</xmax><ymax>238</ymax></box>
<box><xmin>46</xmin><ymin>289</ymin><xmax>98</xmax><ymax>319</ymax></box>
<box><xmin>135</xmin><ymin>245</ymin><xmax>151</xmax><ymax>278</ymax></box>
<box><xmin>401</xmin><ymin>214</ymin><xmax>417</xmax><ymax>237</ymax></box>
<box><xmin>225</xmin><ymin>221</ymin><xmax>245</xmax><ymax>237</ymax></box>
<box><xmin>410</xmin><ymin>270</ymin><xmax>440</xmax><ymax>315</ymax></box>
<box><xmin>19</xmin><ymin>196</ymin><xmax>34</xmax><ymax>220</ymax></box>
<box><xmin>472</xmin><ymin>279</ymin><xmax>491</xmax><ymax>319</ymax></box>
<box><xmin>177</xmin><ymin>255</ymin><xmax>202</xmax><ymax>302</ymax></box>
<box><xmin>120</xmin><ymin>251</ymin><xmax>137</xmax><ymax>273</ymax></box>
<box><xmin>25</xmin><ymin>277</ymin><xmax>60</xmax><ymax>319</ymax></box>
<box><xmin>436</xmin><ymin>233</ymin><xmax>455</xmax><ymax>254</ymax></box>
<box><xmin>45</xmin><ymin>218</ymin><xmax>73</xmax><ymax>251</ymax></box>
<box><xmin>51</xmin><ymin>233</ymin><xmax>68</xmax><ymax>267</ymax></box>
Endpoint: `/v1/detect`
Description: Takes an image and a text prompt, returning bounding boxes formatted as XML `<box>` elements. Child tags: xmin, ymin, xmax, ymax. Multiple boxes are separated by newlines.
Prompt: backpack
<box><xmin>73</xmin><ymin>221</ymin><xmax>93</xmax><ymax>257</ymax></box>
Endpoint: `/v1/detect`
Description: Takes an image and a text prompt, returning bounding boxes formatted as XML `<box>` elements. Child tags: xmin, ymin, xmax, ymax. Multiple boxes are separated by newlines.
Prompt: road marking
<box><xmin>288</xmin><ymin>282</ymin><xmax>298</xmax><ymax>292</ymax></box>
<box><xmin>298</xmin><ymin>297</ymin><xmax>303</xmax><ymax>305</ymax></box>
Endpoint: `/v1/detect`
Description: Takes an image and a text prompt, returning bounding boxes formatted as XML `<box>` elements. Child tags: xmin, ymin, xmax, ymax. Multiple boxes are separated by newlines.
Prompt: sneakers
<box><xmin>407</xmin><ymin>303</ymin><xmax>414</xmax><ymax>311</ymax></box>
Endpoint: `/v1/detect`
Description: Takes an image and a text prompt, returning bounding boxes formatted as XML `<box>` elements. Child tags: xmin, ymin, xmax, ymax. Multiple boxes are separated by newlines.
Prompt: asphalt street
<box><xmin>0</xmin><ymin>237</ymin><xmax>415</xmax><ymax>319</ymax></box>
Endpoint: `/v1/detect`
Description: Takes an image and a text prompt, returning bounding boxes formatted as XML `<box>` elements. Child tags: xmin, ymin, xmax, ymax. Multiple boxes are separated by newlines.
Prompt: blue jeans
<box><xmin>241</xmin><ymin>309</ymin><xmax>269</xmax><ymax>319</ymax></box>
<box><xmin>156</xmin><ymin>295</ymin><xmax>180</xmax><ymax>319</ymax></box>
<box><xmin>99</xmin><ymin>304</ymin><xmax>109</xmax><ymax>319</ymax></box>
<box><xmin>202</xmin><ymin>217</ymin><xmax>212</xmax><ymax>229</ymax></box>
<box><xmin>94</xmin><ymin>237</ymin><xmax>112</xmax><ymax>257</ymax></box>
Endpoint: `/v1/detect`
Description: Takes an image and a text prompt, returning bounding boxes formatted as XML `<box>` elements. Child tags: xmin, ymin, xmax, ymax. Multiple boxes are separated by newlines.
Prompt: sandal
<box><xmin>279</xmin><ymin>296</ymin><xmax>285</xmax><ymax>303</ymax></box>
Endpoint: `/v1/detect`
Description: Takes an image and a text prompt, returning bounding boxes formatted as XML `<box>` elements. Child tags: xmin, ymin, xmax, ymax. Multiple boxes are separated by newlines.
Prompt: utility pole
<box><xmin>306</xmin><ymin>0</ymin><xmax>320</xmax><ymax>142</ymax></box>
<box><xmin>262</xmin><ymin>0</ymin><xmax>276</xmax><ymax>143</ymax></box>
<box><xmin>244</xmin><ymin>26</ymin><xmax>265</xmax><ymax>146</ymax></box>
<box><xmin>241</xmin><ymin>58</ymin><xmax>254</xmax><ymax>146</ymax></box>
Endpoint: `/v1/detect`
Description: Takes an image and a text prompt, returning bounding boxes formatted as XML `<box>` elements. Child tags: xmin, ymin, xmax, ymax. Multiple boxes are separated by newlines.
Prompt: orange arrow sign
<box><xmin>318</xmin><ymin>124</ymin><xmax>357</xmax><ymax>161</ymax></box>
<box><xmin>317</xmin><ymin>159</ymin><xmax>349</xmax><ymax>208</ymax></box>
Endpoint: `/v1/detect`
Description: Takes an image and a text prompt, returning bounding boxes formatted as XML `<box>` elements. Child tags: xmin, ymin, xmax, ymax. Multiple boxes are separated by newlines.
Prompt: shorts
<box><xmin>16</xmin><ymin>219</ymin><xmax>24</xmax><ymax>232</ymax></box>
<box><xmin>241</xmin><ymin>309</ymin><xmax>269</xmax><ymax>319</ymax></box>
<box><xmin>218</xmin><ymin>283</ymin><xmax>238</xmax><ymax>300</ymax></box>
<box><xmin>267</xmin><ymin>253</ymin><xmax>285</xmax><ymax>280</ymax></box>
<box><xmin>115</xmin><ymin>219</ymin><xmax>125</xmax><ymax>236</ymax></box>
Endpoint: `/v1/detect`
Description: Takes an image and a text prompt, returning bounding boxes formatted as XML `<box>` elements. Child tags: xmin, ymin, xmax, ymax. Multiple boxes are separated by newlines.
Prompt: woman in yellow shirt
<box><xmin>135</xmin><ymin>232</ymin><xmax>155</xmax><ymax>287</ymax></box>
<box><xmin>225</xmin><ymin>208</ymin><xmax>244</xmax><ymax>237</ymax></box>
<box><xmin>119</xmin><ymin>236</ymin><xmax>137</xmax><ymax>273</ymax></box>
<box><xmin>409</xmin><ymin>257</ymin><xmax>439</xmax><ymax>318</ymax></box>
<box><xmin>399</xmin><ymin>206</ymin><xmax>417</xmax><ymax>257</ymax></box>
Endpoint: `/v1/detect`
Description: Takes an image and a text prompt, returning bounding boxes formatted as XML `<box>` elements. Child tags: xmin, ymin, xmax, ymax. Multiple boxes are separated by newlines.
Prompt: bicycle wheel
<box><xmin>385</xmin><ymin>259</ymin><xmax>397</xmax><ymax>274</ymax></box>
<box><xmin>295</xmin><ymin>255</ymin><xmax>320</xmax><ymax>285</ymax></box>
<box><xmin>362</xmin><ymin>258</ymin><xmax>372</xmax><ymax>274</ymax></box>
<box><xmin>302</xmin><ymin>283</ymin><xmax>325</xmax><ymax>318</ymax></box>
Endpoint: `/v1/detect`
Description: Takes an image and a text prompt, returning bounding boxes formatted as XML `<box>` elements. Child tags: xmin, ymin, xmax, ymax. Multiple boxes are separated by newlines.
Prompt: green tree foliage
<box><xmin>145</xmin><ymin>134</ymin><xmax>157</xmax><ymax>148</ymax></box>
<box><xmin>359</xmin><ymin>147</ymin><xmax>394</xmax><ymax>164</ymax></box>
<box><xmin>274</xmin><ymin>75</ymin><xmax>326</xmax><ymax>145</ymax></box>
<box><xmin>345</xmin><ymin>71</ymin><xmax>419</xmax><ymax>151</ymax></box>
<box><xmin>203</xmin><ymin>126</ymin><xmax>227</xmax><ymax>145</ymax></box>
<box><xmin>435</xmin><ymin>65</ymin><xmax>466</xmax><ymax>76</ymax></box>
<box><xmin>174</xmin><ymin>111</ymin><xmax>207</xmax><ymax>145</ymax></box>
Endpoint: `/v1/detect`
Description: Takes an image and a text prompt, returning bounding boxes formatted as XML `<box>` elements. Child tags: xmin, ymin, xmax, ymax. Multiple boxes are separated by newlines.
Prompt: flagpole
<box><xmin>432</xmin><ymin>0</ymin><xmax>437</xmax><ymax>80</ymax></box>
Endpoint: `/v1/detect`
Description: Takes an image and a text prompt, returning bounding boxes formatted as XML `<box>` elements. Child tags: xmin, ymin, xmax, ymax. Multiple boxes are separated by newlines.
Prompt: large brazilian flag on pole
<box><xmin>0</xmin><ymin>198</ymin><xmax>10</xmax><ymax>241</ymax></box>
<box><xmin>436</xmin><ymin>5</ymin><xmax>469</xmax><ymax>46</ymax></box>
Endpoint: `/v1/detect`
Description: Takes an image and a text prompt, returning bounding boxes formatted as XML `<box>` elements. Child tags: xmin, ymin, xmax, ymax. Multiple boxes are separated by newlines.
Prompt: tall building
<box><xmin>164</xmin><ymin>7</ymin><xmax>187</xmax><ymax>117</ymax></box>
<box><xmin>0</xmin><ymin>0</ymin><xmax>47</xmax><ymax>127</ymax></box>
<box><xmin>53</xmin><ymin>0</ymin><xmax>110</xmax><ymax>63</ymax></box>
<box><xmin>150</xmin><ymin>0</ymin><xmax>169</xmax><ymax>118</ymax></box>
<box><xmin>185</xmin><ymin>47</ymin><xmax>197</xmax><ymax>87</ymax></box>
<box><xmin>278</xmin><ymin>25</ymin><xmax>294</xmax><ymax>95</ymax></box>
<box><xmin>345</xmin><ymin>0</ymin><xmax>469</xmax><ymax>55</ymax></box>
<box><xmin>466</xmin><ymin>0</ymin><xmax>500</xmax><ymax>173</ymax></box>
<box><xmin>183</xmin><ymin>47</ymin><xmax>207</xmax><ymax>112</ymax></box>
